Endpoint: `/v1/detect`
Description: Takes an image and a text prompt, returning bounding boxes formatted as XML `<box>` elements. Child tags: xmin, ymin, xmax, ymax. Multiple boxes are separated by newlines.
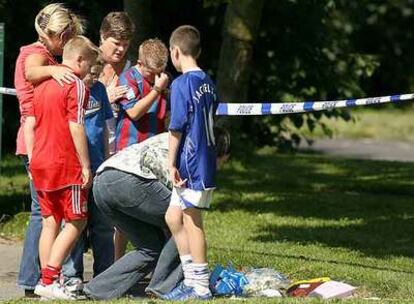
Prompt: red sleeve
<box><xmin>66</xmin><ymin>79</ymin><xmax>89</xmax><ymax>124</ymax></box>
<box><xmin>23</xmin><ymin>100</ymin><xmax>35</xmax><ymax>117</ymax></box>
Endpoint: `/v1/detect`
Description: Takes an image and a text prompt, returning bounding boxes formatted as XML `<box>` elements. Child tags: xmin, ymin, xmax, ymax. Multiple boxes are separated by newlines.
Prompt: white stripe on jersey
<box><xmin>75</xmin><ymin>78</ymin><xmax>86</xmax><ymax>124</ymax></box>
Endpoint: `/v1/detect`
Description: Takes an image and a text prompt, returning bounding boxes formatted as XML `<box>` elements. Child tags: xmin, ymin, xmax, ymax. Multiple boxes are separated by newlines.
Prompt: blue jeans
<box><xmin>83</xmin><ymin>169</ymin><xmax>182</xmax><ymax>299</ymax></box>
<box><xmin>62</xmin><ymin>189</ymin><xmax>115</xmax><ymax>279</ymax></box>
<box><xmin>17</xmin><ymin>156</ymin><xmax>42</xmax><ymax>290</ymax></box>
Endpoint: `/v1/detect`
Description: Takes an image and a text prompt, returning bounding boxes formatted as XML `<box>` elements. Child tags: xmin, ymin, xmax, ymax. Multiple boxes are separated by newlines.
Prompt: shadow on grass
<box><xmin>215</xmin><ymin>150</ymin><xmax>414</xmax><ymax>258</ymax></box>
<box><xmin>0</xmin><ymin>156</ymin><xmax>25</xmax><ymax>178</ymax></box>
<box><xmin>0</xmin><ymin>156</ymin><xmax>31</xmax><ymax>217</ymax></box>
<box><xmin>210</xmin><ymin>245</ymin><xmax>414</xmax><ymax>275</ymax></box>
<box><xmin>253</xmin><ymin>216</ymin><xmax>414</xmax><ymax>258</ymax></box>
<box><xmin>0</xmin><ymin>193</ymin><xmax>31</xmax><ymax>217</ymax></box>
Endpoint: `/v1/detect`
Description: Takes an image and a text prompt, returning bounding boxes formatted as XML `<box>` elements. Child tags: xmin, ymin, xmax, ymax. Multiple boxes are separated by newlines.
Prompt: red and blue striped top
<box><xmin>115</xmin><ymin>67</ymin><xmax>166</xmax><ymax>151</ymax></box>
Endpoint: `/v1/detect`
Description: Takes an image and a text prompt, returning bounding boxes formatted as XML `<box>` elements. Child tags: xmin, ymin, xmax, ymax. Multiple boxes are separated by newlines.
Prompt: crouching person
<box><xmin>83</xmin><ymin>127</ymin><xmax>230</xmax><ymax>299</ymax></box>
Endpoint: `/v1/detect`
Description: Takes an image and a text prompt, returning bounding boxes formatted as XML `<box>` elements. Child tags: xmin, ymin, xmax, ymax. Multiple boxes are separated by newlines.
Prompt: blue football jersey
<box><xmin>84</xmin><ymin>81</ymin><xmax>113</xmax><ymax>173</ymax></box>
<box><xmin>169</xmin><ymin>69</ymin><xmax>218</xmax><ymax>190</ymax></box>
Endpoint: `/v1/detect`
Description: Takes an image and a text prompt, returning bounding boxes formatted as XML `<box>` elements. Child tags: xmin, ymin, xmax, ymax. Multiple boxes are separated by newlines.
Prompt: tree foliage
<box><xmin>1</xmin><ymin>0</ymin><xmax>414</xmax><ymax>153</ymax></box>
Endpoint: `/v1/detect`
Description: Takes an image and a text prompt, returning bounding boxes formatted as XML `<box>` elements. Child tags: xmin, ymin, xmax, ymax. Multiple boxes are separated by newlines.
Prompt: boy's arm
<box><xmin>168</xmin><ymin>131</ymin><xmax>186</xmax><ymax>187</ymax></box>
<box><xmin>168</xmin><ymin>81</ymin><xmax>189</xmax><ymax>187</ymax></box>
<box><xmin>23</xmin><ymin>116</ymin><xmax>36</xmax><ymax>161</ymax></box>
<box><xmin>25</xmin><ymin>54</ymin><xmax>76</xmax><ymax>86</ymax></box>
<box><xmin>69</xmin><ymin>122</ymin><xmax>92</xmax><ymax>189</ymax></box>
<box><xmin>67</xmin><ymin>80</ymin><xmax>91</xmax><ymax>188</ymax></box>
<box><xmin>124</xmin><ymin>73</ymin><xmax>169</xmax><ymax>121</ymax></box>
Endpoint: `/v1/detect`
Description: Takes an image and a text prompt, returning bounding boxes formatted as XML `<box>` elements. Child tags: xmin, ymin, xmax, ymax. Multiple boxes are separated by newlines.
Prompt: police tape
<box><xmin>216</xmin><ymin>93</ymin><xmax>414</xmax><ymax>115</ymax></box>
<box><xmin>1</xmin><ymin>86</ymin><xmax>413</xmax><ymax>116</ymax></box>
<box><xmin>0</xmin><ymin>87</ymin><xmax>16</xmax><ymax>96</ymax></box>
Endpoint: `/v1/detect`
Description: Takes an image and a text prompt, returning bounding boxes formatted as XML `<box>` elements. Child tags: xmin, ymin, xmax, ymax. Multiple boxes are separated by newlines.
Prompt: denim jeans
<box><xmin>83</xmin><ymin>169</ymin><xmax>182</xmax><ymax>299</ymax></box>
<box><xmin>62</xmin><ymin>189</ymin><xmax>114</xmax><ymax>279</ymax></box>
<box><xmin>17</xmin><ymin>156</ymin><xmax>42</xmax><ymax>290</ymax></box>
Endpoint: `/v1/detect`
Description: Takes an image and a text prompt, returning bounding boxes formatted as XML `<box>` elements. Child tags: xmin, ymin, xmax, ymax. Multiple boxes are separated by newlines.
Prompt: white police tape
<box><xmin>0</xmin><ymin>87</ymin><xmax>16</xmax><ymax>96</ymax></box>
<box><xmin>216</xmin><ymin>94</ymin><xmax>414</xmax><ymax>116</ymax></box>
<box><xmin>216</xmin><ymin>93</ymin><xmax>414</xmax><ymax>115</ymax></box>
<box><xmin>1</xmin><ymin>86</ymin><xmax>413</xmax><ymax>116</ymax></box>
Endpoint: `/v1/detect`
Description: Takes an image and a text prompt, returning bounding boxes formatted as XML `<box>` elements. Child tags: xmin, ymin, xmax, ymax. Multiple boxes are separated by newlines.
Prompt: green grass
<box><xmin>292</xmin><ymin>108</ymin><xmax>414</xmax><ymax>142</ymax></box>
<box><xmin>0</xmin><ymin>155</ymin><xmax>30</xmax><ymax>239</ymax></box>
<box><xmin>1</xmin><ymin>149</ymin><xmax>414</xmax><ymax>302</ymax></box>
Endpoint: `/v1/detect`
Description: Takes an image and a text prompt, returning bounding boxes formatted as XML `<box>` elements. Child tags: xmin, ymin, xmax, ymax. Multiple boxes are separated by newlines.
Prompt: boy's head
<box><xmin>214</xmin><ymin>126</ymin><xmax>231</xmax><ymax>167</ymax></box>
<box><xmin>169</xmin><ymin>25</ymin><xmax>201</xmax><ymax>72</ymax></box>
<box><xmin>62</xmin><ymin>36</ymin><xmax>100</xmax><ymax>79</ymax></box>
<box><xmin>83</xmin><ymin>56</ymin><xmax>105</xmax><ymax>88</ymax></box>
<box><xmin>100</xmin><ymin>12</ymin><xmax>135</xmax><ymax>64</ymax></box>
<box><xmin>137</xmin><ymin>38</ymin><xmax>168</xmax><ymax>82</ymax></box>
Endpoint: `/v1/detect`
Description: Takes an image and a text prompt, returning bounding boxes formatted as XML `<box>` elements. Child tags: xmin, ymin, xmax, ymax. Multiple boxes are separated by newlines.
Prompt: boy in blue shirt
<box><xmin>64</xmin><ymin>58</ymin><xmax>115</xmax><ymax>290</ymax></box>
<box><xmin>165</xmin><ymin>25</ymin><xmax>218</xmax><ymax>300</ymax></box>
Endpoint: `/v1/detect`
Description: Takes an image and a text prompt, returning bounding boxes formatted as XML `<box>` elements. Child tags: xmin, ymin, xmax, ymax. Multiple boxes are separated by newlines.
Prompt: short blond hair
<box><xmin>100</xmin><ymin>12</ymin><xmax>135</xmax><ymax>41</ymax></box>
<box><xmin>138</xmin><ymin>38</ymin><xmax>168</xmax><ymax>72</ymax></box>
<box><xmin>63</xmin><ymin>36</ymin><xmax>100</xmax><ymax>61</ymax></box>
<box><xmin>35</xmin><ymin>3</ymin><xmax>85</xmax><ymax>39</ymax></box>
<box><xmin>169</xmin><ymin>25</ymin><xmax>201</xmax><ymax>58</ymax></box>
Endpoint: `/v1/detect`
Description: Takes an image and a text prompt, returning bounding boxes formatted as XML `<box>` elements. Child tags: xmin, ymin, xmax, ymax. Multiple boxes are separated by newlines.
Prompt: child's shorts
<box><xmin>37</xmin><ymin>185</ymin><xmax>88</xmax><ymax>222</ymax></box>
<box><xmin>170</xmin><ymin>187</ymin><xmax>214</xmax><ymax>210</ymax></box>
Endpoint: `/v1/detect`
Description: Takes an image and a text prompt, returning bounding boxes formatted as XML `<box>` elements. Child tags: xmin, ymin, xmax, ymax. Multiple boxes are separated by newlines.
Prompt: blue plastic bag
<box><xmin>209</xmin><ymin>264</ymin><xmax>249</xmax><ymax>296</ymax></box>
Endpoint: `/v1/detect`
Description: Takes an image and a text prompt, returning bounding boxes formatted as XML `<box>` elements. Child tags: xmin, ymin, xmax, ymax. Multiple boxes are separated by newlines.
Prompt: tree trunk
<box><xmin>123</xmin><ymin>0</ymin><xmax>154</xmax><ymax>62</ymax></box>
<box><xmin>216</xmin><ymin>0</ymin><xmax>264</xmax><ymax>106</ymax></box>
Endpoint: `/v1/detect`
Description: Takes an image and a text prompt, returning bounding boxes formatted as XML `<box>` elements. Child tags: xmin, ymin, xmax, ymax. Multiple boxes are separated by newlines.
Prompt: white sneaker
<box><xmin>34</xmin><ymin>282</ymin><xmax>77</xmax><ymax>300</ymax></box>
<box><xmin>64</xmin><ymin>277</ymin><xmax>84</xmax><ymax>293</ymax></box>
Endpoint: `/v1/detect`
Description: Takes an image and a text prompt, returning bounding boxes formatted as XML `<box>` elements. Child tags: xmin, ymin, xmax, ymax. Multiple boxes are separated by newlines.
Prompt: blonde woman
<box><xmin>14</xmin><ymin>3</ymin><xmax>84</xmax><ymax>298</ymax></box>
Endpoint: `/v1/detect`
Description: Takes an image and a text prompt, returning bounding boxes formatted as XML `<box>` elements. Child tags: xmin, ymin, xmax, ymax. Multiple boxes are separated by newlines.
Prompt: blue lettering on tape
<box><xmin>280</xmin><ymin>104</ymin><xmax>296</xmax><ymax>113</ymax></box>
<box><xmin>365</xmin><ymin>97</ymin><xmax>381</xmax><ymax>105</ymax></box>
<box><xmin>236</xmin><ymin>105</ymin><xmax>254</xmax><ymax>115</ymax></box>
<box><xmin>321</xmin><ymin>101</ymin><xmax>337</xmax><ymax>110</ymax></box>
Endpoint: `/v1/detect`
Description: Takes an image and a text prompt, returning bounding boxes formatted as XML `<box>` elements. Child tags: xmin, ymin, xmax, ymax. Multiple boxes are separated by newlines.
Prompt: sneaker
<box><xmin>24</xmin><ymin>289</ymin><xmax>40</xmax><ymax>299</ymax></box>
<box><xmin>64</xmin><ymin>277</ymin><xmax>84</xmax><ymax>293</ymax></box>
<box><xmin>162</xmin><ymin>282</ymin><xmax>212</xmax><ymax>301</ymax></box>
<box><xmin>34</xmin><ymin>282</ymin><xmax>77</xmax><ymax>300</ymax></box>
<box><xmin>161</xmin><ymin>282</ymin><xmax>187</xmax><ymax>300</ymax></box>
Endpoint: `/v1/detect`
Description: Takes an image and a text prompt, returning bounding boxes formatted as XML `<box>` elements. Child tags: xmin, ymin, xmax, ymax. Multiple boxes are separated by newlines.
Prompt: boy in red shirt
<box><xmin>30</xmin><ymin>36</ymin><xmax>99</xmax><ymax>300</ymax></box>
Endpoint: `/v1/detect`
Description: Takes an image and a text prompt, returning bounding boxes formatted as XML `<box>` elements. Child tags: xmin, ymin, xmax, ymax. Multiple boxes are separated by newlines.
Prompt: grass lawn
<box><xmin>1</xmin><ymin>147</ymin><xmax>414</xmax><ymax>303</ymax></box>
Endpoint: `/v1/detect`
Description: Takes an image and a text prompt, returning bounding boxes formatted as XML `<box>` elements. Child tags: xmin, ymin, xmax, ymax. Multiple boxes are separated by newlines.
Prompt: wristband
<box><xmin>152</xmin><ymin>85</ymin><xmax>162</xmax><ymax>94</ymax></box>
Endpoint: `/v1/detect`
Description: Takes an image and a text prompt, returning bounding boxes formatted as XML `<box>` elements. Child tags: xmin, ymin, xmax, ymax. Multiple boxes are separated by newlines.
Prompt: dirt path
<box><xmin>0</xmin><ymin>238</ymin><xmax>23</xmax><ymax>300</ymax></box>
<box><xmin>300</xmin><ymin>138</ymin><xmax>414</xmax><ymax>162</ymax></box>
<box><xmin>0</xmin><ymin>237</ymin><xmax>93</xmax><ymax>300</ymax></box>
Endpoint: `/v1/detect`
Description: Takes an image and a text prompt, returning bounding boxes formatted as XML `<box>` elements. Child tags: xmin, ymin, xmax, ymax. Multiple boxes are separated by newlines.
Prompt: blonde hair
<box><xmin>63</xmin><ymin>36</ymin><xmax>100</xmax><ymax>61</ymax></box>
<box><xmin>170</xmin><ymin>25</ymin><xmax>201</xmax><ymax>58</ymax></box>
<box><xmin>100</xmin><ymin>12</ymin><xmax>135</xmax><ymax>41</ymax></box>
<box><xmin>139</xmin><ymin>38</ymin><xmax>168</xmax><ymax>72</ymax></box>
<box><xmin>35</xmin><ymin>3</ymin><xmax>85</xmax><ymax>39</ymax></box>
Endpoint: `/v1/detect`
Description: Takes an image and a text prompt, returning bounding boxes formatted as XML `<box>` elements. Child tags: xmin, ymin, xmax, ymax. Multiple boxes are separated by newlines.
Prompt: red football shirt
<box><xmin>14</xmin><ymin>43</ymin><xmax>57</xmax><ymax>155</ymax></box>
<box><xmin>30</xmin><ymin>71</ymin><xmax>89</xmax><ymax>191</ymax></box>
